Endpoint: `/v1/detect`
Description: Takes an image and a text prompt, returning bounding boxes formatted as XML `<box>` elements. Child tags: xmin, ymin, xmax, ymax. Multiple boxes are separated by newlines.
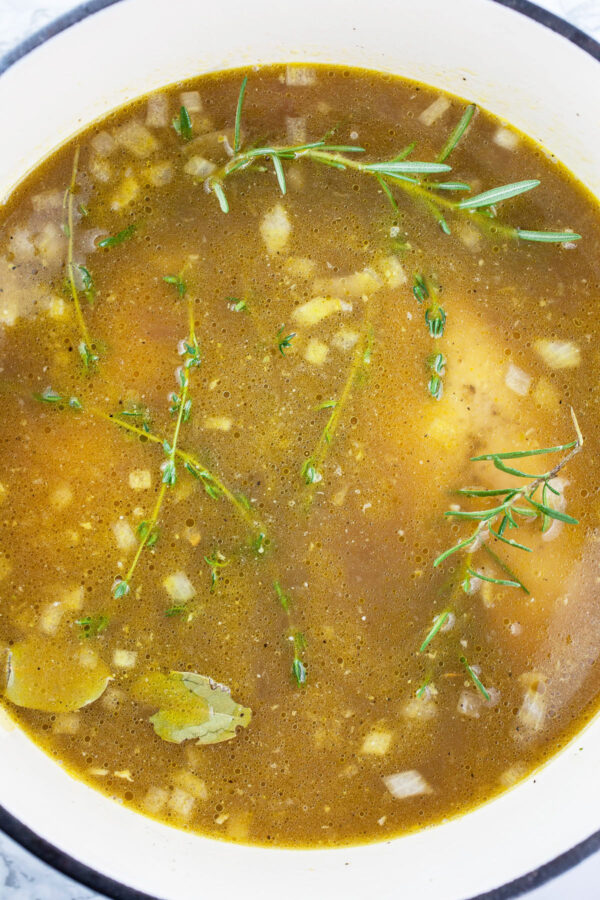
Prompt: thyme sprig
<box><xmin>301</xmin><ymin>320</ymin><xmax>372</xmax><ymax>494</ymax></box>
<box><xmin>204</xmin><ymin>551</ymin><xmax>229</xmax><ymax>592</ymax></box>
<box><xmin>433</xmin><ymin>408</ymin><xmax>583</xmax><ymax>573</ymax></box>
<box><xmin>274</xmin><ymin>581</ymin><xmax>307</xmax><ymax>686</ymax></box>
<box><xmin>203</xmin><ymin>79</ymin><xmax>581</xmax><ymax>244</ymax></box>
<box><xmin>64</xmin><ymin>148</ymin><xmax>97</xmax><ymax>371</ymax></box>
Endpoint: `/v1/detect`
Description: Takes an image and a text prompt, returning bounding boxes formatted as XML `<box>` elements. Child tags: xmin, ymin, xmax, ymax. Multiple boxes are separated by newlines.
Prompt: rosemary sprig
<box><xmin>76</xmin><ymin>615</ymin><xmax>109</xmax><ymax>638</ymax></box>
<box><xmin>202</xmin><ymin>78</ymin><xmax>581</xmax><ymax>244</ymax></box>
<box><xmin>64</xmin><ymin>148</ymin><xmax>97</xmax><ymax>371</ymax></box>
<box><xmin>274</xmin><ymin>581</ymin><xmax>307</xmax><ymax>686</ymax></box>
<box><xmin>460</xmin><ymin>656</ymin><xmax>491</xmax><ymax>701</ymax></box>
<box><xmin>434</xmin><ymin>408</ymin><xmax>583</xmax><ymax>573</ymax></box>
<box><xmin>427</xmin><ymin>352</ymin><xmax>446</xmax><ymax>401</ymax></box>
<box><xmin>301</xmin><ymin>319</ymin><xmax>371</xmax><ymax>493</ymax></box>
<box><xmin>173</xmin><ymin>105</ymin><xmax>193</xmax><ymax>141</ymax></box>
<box><xmin>436</xmin><ymin>104</ymin><xmax>476</xmax><ymax>163</ymax></box>
<box><xmin>419</xmin><ymin>610</ymin><xmax>450</xmax><ymax>653</ymax></box>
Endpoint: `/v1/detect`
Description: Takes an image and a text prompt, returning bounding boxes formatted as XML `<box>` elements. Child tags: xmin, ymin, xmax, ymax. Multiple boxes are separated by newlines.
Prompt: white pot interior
<box><xmin>0</xmin><ymin>1</ymin><xmax>599</xmax><ymax>898</ymax></box>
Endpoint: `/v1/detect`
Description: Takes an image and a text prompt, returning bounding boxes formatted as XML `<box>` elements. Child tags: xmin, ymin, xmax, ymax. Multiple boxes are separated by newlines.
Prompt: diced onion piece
<box><xmin>147</xmin><ymin>162</ymin><xmax>173</xmax><ymax>187</ymax></box>
<box><xmin>505</xmin><ymin>363</ymin><xmax>532</xmax><ymax>396</ymax></box>
<box><xmin>494</xmin><ymin>127</ymin><xmax>520</xmax><ymax>150</ymax></box>
<box><xmin>11</xmin><ymin>228</ymin><xmax>35</xmax><ymax>262</ymax></box>
<box><xmin>79</xmin><ymin>646</ymin><xmax>99</xmax><ymax>670</ymax></box>
<box><xmin>110</xmin><ymin>176</ymin><xmax>140</xmax><ymax>211</ymax></box>
<box><xmin>172</xmin><ymin>770</ymin><xmax>208</xmax><ymax>800</ymax></box>
<box><xmin>286</xmin><ymin>116</ymin><xmax>307</xmax><ymax>144</ymax></box>
<box><xmin>383</xmin><ymin>769</ymin><xmax>433</xmax><ymax>798</ymax></box>
<box><xmin>114</xmin><ymin>769</ymin><xmax>134</xmax><ymax>781</ymax></box>
<box><xmin>40</xmin><ymin>602</ymin><xmax>65</xmax><ymax>635</ymax></box>
<box><xmin>403</xmin><ymin>696</ymin><xmax>437</xmax><ymax>721</ymax></box>
<box><xmin>457</xmin><ymin>223</ymin><xmax>481</xmax><ymax>251</ymax></box>
<box><xmin>332</xmin><ymin>328</ymin><xmax>359</xmax><ymax>351</ymax></box>
<box><xmin>457</xmin><ymin>691</ymin><xmax>481</xmax><ymax>719</ymax></box>
<box><xmin>114</xmin><ymin>121</ymin><xmax>158</xmax><ymax>158</ymax></box>
<box><xmin>203</xmin><ymin>416</ymin><xmax>232</xmax><ymax>432</ymax></box>
<box><xmin>168</xmin><ymin>787</ymin><xmax>195</xmax><ymax>819</ymax></box>
<box><xmin>89</xmin><ymin>156</ymin><xmax>113</xmax><ymax>183</ymax></box>
<box><xmin>377</xmin><ymin>255</ymin><xmax>407</xmax><ymax>288</ymax></box>
<box><xmin>35</xmin><ymin>222</ymin><xmax>65</xmax><ymax>267</ymax></box>
<box><xmin>129</xmin><ymin>469</ymin><xmax>152</xmax><ymax>490</ymax></box>
<box><xmin>179</xmin><ymin>91</ymin><xmax>202</xmax><ymax>112</ymax></box>
<box><xmin>285</xmin><ymin>66</ymin><xmax>317</xmax><ymax>86</ymax></box>
<box><xmin>534</xmin><ymin>339</ymin><xmax>580</xmax><ymax>369</ymax></box>
<box><xmin>143</xmin><ymin>786</ymin><xmax>169</xmax><ymax>814</ymax></box>
<box><xmin>91</xmin><ymin>131</ymin><xmax>116</xmax><ymax>156</ymax></box>
<box><xmin>304</xmin><ymin>338</ymin><xmax>329</xmax><ymax>366</ymax></box>
<box><xmin>292</xmin><ymin>296</ymin><xmax>352</xmax><ymax>327</ymax></box>
<box><xmin>163</xmin><ymin>571</ymin><xmax>196</xmax><ymax>602</ymax></box>
<box><xmin>361</xmin><ymin>729</ymin><xmax>393</xmax><ymax>755</ymax></box>
<box><xmin>112</xmin><ymin>649</ymin><xmax>137</xmax><ymax>669</ymax></box>
<box><xmin>285</xmin><ymin>257</ymin><xmax>315</xmax><ymax>279</ymax></box>
<box><xmin>63</xmin><ymin>586</ymin><xmax>84</xmax><ymax>610</ymax></box>
<box><xmin>419</xmin><ymin>96</ymin><xmax>451</xmax><ymax>126</ymax></box>
<box><xmin>184</xmin><ymin>156</ymin><xmax>216</xmax><ymax>178</ymax></box>
<box><xmin>31</xmin><ymin>190</ymin><xmax>63</xmax><ymax>213</ymax></box>
<box><xmin>314</xmin><ymin>268</ymin><xmax>382</xmax><ymax>299</ymax></box>
<box><xmin>46</xmin><ymin>296</ymin><xmax>66</xmax><ymax>319</ymax></box>
<box><xmin>260</xmin><ymin>204</ymin><xmax>291</xmax><ymax>254</ymax></box>
<box><xmin>146</xmin><ymin>94</ymin><xmax>169</xmax><ymax>128</ymax></box>
<box><xmin>52</xmin><ymin>713</ymin><xmax>80</xmax><ymax>734</ymax></box>
<box><xmin>112</xmin><ymin>519</ymin><xmax>137</xmax><ymax>552</ymax></box>
<box><xmin>542</xmin><ymin>478</ymin><xmax>568</xmax><ymax>543</ymax></box>
<box><xmin>50</xmin><ymin>484</ymin><xmax>73</xmax><ymax>509</ymax></box>
<box><xmin>517</xmin><ymin>672</ymin><xmax>546</xmax><ymax>732</ymax></box>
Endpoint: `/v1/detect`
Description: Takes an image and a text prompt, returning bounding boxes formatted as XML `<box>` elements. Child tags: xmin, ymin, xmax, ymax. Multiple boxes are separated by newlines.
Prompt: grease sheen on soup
<box><xmin>0</xmin><ymin>65</ymin><xmax>599</xmax><ymax>847</ymax></box>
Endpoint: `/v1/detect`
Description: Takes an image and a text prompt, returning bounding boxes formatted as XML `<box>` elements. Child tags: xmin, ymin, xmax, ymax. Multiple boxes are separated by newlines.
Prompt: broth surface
<box><xmin>1</xmin><ymin>65</ymin><xmax>600</xmax><ymax>847</ymax></box>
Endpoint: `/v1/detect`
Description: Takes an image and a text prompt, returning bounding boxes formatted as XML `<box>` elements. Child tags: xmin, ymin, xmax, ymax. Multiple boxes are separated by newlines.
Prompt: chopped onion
<box><xmin>52</xmin><ymin>713</ymin><xmax>80</xmax><ymax>735</ymax></box>
<box><xmin>50</xmin><ymin>484</ymin><xmax>73</xmax><ymax>510</ymax></box>
<box><xmin>146</xmin><ymin>94</ymin><xmax>169</xmax><ymax>128</ymax></box>
<box><xmin>286</xmin><ymin>116</ymin><xmax>307</xmax><ymax>144</ymax></box>
<box><xmin>383</xmin><ymin>769</ymin><xmax>433</xmax><ymax>798</ymax></box>
<box><xmin>285</xmin><ymin>66</ymin><xmax>317</xmax><ymax>86</ymax></box>
<box><xmin>179</xmin><ymin>91</ymin><xmax>202</xmax><ymax>112</ymax></box>
<box><xmin>168</xmin><ymin>787</ymin><xmax>195</xmax><ymax>819</ymax></box>
<box><xmin>129</xmin><ymin>469</ymin><xmax>152</xmax><ymax>490</ymax></box>
<box><xmin>112</xmin><ymin>519</ymin><xmax>137</xmax><ymax>552</ymax></box>
<box><xmin>517</xmin><ymin>672</ymin><xmax>547</xmax><ymax>732</ymax></box>
<box><xmin>457</xmin><ymin>691</ymin><xmax>481</xmax><ymax>719</ymax></box>
<box><xmin>11</xmin><ymin>228</ymin><xmax>35</xmax><ymax>262</ymax></box>
<box><xmin>292</xmin><ymin>297</ymin><xmax>352</xmax><ymax>327</ymax></box>
<box><xmin>360</xmin><ymin>729</ymin><xmax>393</xmax><ymax>755</ymax></box>
<box><xmin>31</xmin><ymin>190</ymin><xmax>63</xmax><ymax>213</ymax></box>
<box><xmin>112</xmin><ymin>649</ymin><xmax>137</xmax><ymax>669</ymax></box>
<box><xmin>203</xmin><ymin>416</ymin><xmax>232</xmax><ymax>431</ymax></box>
<box><xmin>419</xmin><ymin>96</ymin><xmax>450</xmax><ymax>126</ymax></box>
<box><xmin>184</xmin><ymin>156</ymin><xmax>216</xmax><ymax>178</ymax></box>
<box><xmin>173</xmin><ymin>770</ymin><xmax>208</xmax><ymax>800</ymax></box>
<box><xmin>110</xmin><ymin>176</ymin><xmax>140</xmax><ymax>211</ymax></box>
<box><xmin>332</xmin><ymin>328</ymin><xmax>359</xmax><ymax>352</ymax></box>
<box><xmin>34</xmin><ymin>222</ymin><xmax>65</xmax><ymax>267</ymax></box>
<box><xmin>147</xmin><ymin>162</ymin><xmax>173</xmax><ymax>187</ymax></box>
<box><xmin>403</xmin><ymin>696</ymin><xmax>437</xmax><ymax>721</ymax></box>
<box><xmin>79</xmin><ymin>646</ymin><xmax>99</xmax><ymax>670</ymax></box>
<box><xmin>534</xmin><ymin>339</ymin><xmax>580</xmax><ymax>369</ymax></box>
<box><xmin>91</xmin><ymin>131</ymin><xmax>115</xmax><ymax>156</ymax></box>
<box><xmin>494</xmin><ymin>127</ymin><xmax>520</xmax><ymax>150</ymax></box>
<box><xmin>40</xmin><ymin>602</ymin><xmax>64</xmax><ymax>635</ymax></box>
<box><xmin>89</xmin><ymin>156</ymin><xmax>113</xmax><ymax>183</ymax></box>
<box><xmin>377</xmin><ymin>255</ymin><xmax>407</xmax><ymax>288</ymax></box>
<box><xmin>285</xmin><ymin>256</ymin><xmax>315</xmax><ymax>279</ymax></box>
<box><xmin>505</xmin><ymin>363</ymin><xmax>532</xmax><ymax>396</ymax></box>
<box><xmin>304</xmin><ymin>338</ymin><xmax>329</xmax><ymax>366</ymax></box>
<box><xmin>260</xmin><ymin>203</ymin><xmax>291</xmax><ymax>254</ymax></box>
<box><xmin>143</xmin><ymin>786</ymin><xmax>169</xmax><ymax>814</ymax></box>
<box><xmin>314</xmin><ymin>268</ymin><xmax>382</xmax><ymax>299</ymax></box>
<box><xmin>114</xmin><ymin>121</ymin><xmax>158</xmax><ymax>158</ymax></box>
<box><xmin>163</xmin><ymin>571</ymin><xmax>195</xmax><ymax>602</ymax></box>
<box><xmin>542</xmin><ymin>478</ymin><xmax>568</xmax><ymax>542</ymax></box>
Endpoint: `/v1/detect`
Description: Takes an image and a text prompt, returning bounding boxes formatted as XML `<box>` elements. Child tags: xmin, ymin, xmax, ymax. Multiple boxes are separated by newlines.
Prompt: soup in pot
<box><xmin>0</xmin><ymin>65</ymin><xmax>599</xmax><ymax>847</ymax></box>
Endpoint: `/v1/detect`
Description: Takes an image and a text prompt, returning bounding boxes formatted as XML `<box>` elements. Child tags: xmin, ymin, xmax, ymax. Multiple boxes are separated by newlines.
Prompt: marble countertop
<box><xmin>0</xmin><ymin>0</ymin><xmax>599</xmax><ymax>897</ymax></box>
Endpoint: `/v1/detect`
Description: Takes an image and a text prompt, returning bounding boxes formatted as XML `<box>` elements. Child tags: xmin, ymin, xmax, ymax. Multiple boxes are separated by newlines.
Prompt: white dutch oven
<box><xmin>0</xmin><ymin>1</ymin><xmax>599</xmax><ymax>897</ymax></box>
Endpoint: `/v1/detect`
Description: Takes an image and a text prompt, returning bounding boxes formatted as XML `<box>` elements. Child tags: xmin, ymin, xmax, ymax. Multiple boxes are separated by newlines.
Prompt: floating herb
<box><xmin>63</xmin><ymin>148</ymin><xmax>96</xmax><ymax>370</ymax></box>
<box><xmin>173</xmin><ymin>105</ymin><xmax>193</xmax><ymax>141</ymax></box>
<box><xmin>163</xmin><ymin>274</ymin><xmax>187</xmax><ymax>298</ymax></box>
<box><xmin>78</xmin><ymin>265</ymin><xmax>95</xmax><ymax>304</ymax></box>
<box><xmin>273</xmin><ymin>581</ymin><xmax>307</xmax><ymax>686</ymax></box>
<box><xmin>204</xmin><ymin>552</ymin><xmax>229</xmax><ymax>592</ymax></box>
<box><xmin>460</xmin><ymin>656</ymin><xmax>491</xmax><ymax>701</ymax></box>
<box><xmin>202</xmin><ymin>78</ymin><xmax>580</xmax><ymax>243</ymax></box>
<box><xmin>277</xmin><ymin>327</ymin><xmax>296</xmax><ymax>356</ymax></box>
<box><xmin>98</xmin><ymin>224</ymin><xmax>136</xmax><ymax>248</ymax></box>
<box><xmin>76</xmin><ymin>615</ymin><xmax>109</xmax><ymax>638</ymax></box>
<box><xmin>419</xmin><ymin>611</ymin><xmax>450</xmax><ymax>653</ymax></box>
<box><xmin>434</xmin><ymin>409</ymin><xmax>583</xmax><ymax>581</ymax></box>
<box><xmin>427</xmin><ymin>352</ymin><xmax>446</xmax><ymax>401</ymax></box>
<box><xmin>227</xmin><ymin>296</ymin><xmax>247</xmax><ymax>312</ymax></box>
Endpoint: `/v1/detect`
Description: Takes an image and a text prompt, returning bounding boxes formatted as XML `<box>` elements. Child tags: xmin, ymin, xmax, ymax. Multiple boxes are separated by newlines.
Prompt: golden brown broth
<box><xmin>0</xmin><ymin>65</ymin><xmax>600</xmax><ymax>847</ymax></box>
